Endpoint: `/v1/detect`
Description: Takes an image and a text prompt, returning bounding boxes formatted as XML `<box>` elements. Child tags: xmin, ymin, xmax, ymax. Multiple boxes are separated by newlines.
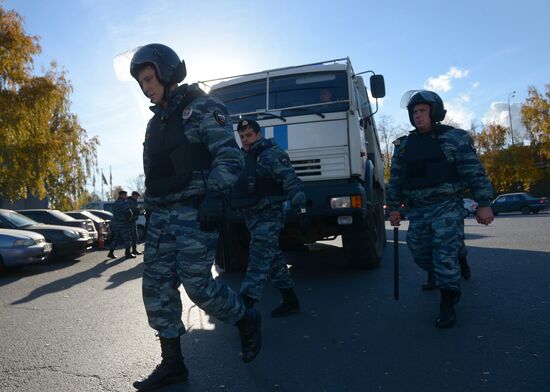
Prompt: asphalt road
<box><xmin>1</xmin><ymin>213</ymin><xmax>549</xmax><ymax>392</ymax></box>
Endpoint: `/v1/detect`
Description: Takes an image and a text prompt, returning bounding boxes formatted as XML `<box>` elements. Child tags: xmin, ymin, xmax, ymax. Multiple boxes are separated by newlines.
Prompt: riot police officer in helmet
<box><xmin>388</xmin><ymin>90</ymin><xmax>494</xmax><ymax>329</ymax></box>
<box><xmin>129</xmin><ymin>43</ymin><xmax>260</xmax><ymax>391</ymax></box>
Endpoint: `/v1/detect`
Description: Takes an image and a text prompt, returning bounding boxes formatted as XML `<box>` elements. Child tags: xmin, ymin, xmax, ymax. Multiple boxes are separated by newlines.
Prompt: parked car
<box><xmin>65</xmin><ymin>210</ymin><xmax>111</xmax><ymax>244</ymax></box>
<box><xmin>0</xmin><ymin>228</ymin><xmax>52</xmax><ymax>272</ymax></box>
<box><xmin>17</xmin><ymin>209</ymin><xmax>97</xmax><ymax>245</ymax></box>
<box><xmin>491</xmin><ymin>192</ymin><xmax>550</xmax><ymax>215</ymax></box>
<box><xmin>82</xmin><ymin>206</ymin><xmax>147</xmax><ymax>241</ymax></box>
<box><xmin>0</xmin><ymin>209</ymin><xmax>90</xmax><ymax>261</ymax></box>
<box><xmin>463</xmin><ymin>198</ymin><xmax>478</xmax><ymax>215</ymax></box>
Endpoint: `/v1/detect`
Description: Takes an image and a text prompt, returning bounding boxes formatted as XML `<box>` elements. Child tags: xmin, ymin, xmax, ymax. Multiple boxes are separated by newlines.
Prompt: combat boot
<box><xmin>132</xmin><ymin>246</ymin><xmax>143</xmax><ymax>255</ymax></box>
<box><xmin>271</xmin><ymin>288</ymin><xmax>300</xmax><ymax>317</ymax></box>
<box><xmin>240</xmin><ymin>293</ymin><xmax>257</xmax><ymax>309</ymax></box>
<box><xmin>459</xmin><ymin>255</ymin><xmax>471</xmax><ymax>279</ymax></box>
<box><xmin>422</xmin><ymin>271</ymin><xmax>437</xmax><ymax>290</ymax></box>
<box><xmin>133</xmin><ymin>337</ymin><xmax>188</xmax><ymax>391</ymax></box>
<box><xmin>107</xmin><ymin>250</ymin><xmax>117</xmax><ymax>259</ymax></box>
<box><xmin>435</xmin><ymin>289</ymin><xmax>461</xmax><ymax>328</ymax></box>
<box><xmin>125</xmin><ymin>248</ymin><xmax>137</xmax><ymax>259</ymax></box>
<box><xmin>236</xmin><ymin>308</ymin><xmax>261</xmax><ymax>363</ymax></box>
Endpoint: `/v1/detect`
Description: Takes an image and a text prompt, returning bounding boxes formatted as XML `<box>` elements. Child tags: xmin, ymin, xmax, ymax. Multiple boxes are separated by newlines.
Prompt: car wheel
<box><xmin>532</xmin><ymin>209</ymin><xmax>540</xmax><ymax>214</ymax></box>
<box><xmin>0</xmin><ymin>256</ymin><xmax>5</xmax><ymax>274</ymax></box>
<box><xmin>521</xmin><ymin>206</ymin><xmax>531</xmax><ymax>215</ymax></box>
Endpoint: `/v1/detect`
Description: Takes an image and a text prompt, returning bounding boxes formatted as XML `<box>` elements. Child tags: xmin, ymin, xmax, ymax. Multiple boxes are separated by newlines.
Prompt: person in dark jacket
<box><xmin>232</xmin><ymin>119</ymin><xmax>309</xmax><ymax>317</ymax></box>
<box><xmin>387</xmin><ymin>90</ymin><xmax>494</xmax><ymax>328</ymax></box>
<box><xmin>129</xmin><ymin>43</ymin><xmax>260</xmax><ymax>391</ymax></box>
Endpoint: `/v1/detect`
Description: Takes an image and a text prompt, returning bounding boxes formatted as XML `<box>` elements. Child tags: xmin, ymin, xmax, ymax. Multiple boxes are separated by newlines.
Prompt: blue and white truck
<box><xmin>204</xmin><ymin>58</ymin><xmax>386</xmax><ymax>271</ymax></box>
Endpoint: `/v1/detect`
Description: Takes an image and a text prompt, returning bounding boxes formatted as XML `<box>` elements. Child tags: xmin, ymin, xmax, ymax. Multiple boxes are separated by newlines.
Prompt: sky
<box><xmin>5</xmin><ymin>0</ymin><xmax>550</xmax><ymax>195</ymax></box>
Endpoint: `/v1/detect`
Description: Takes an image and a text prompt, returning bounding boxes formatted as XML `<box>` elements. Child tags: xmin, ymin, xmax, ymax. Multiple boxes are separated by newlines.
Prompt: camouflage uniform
<box><xmin>238</xmin><ymin>138</ymin><xmax>306</xmax><ymax>301</ymax></box>
<box><xmin>127</xmin><ymin>196</ymin><xmax>140</xmax><ymax>248</ymax></box>
<box><xmin>142</xmin><ymin>84</ymin><xmax>245</xmax><ymax>338</ymax></box>
<box><xmin>387</xmin><ymin>125</ymin><xmax>493</xmax><ymax>290</ymax></box>
<box><xmin>109</xmin><ymin>197</ymin><xmax>132</xmax><ymax>251</ymax></box>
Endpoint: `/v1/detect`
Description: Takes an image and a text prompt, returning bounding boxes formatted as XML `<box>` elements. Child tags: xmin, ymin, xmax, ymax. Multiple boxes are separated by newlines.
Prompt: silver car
<box><xmin>0</xmin><ymin>228</ymin><xmax>52</xmax><ymax>272</ymax></box>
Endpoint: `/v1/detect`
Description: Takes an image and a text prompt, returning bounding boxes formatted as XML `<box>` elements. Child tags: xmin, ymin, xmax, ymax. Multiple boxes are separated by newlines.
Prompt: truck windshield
<box><xmin>212</xmin><ymin>71</ymin><xmax>349</xmax><ymax>118</ymax></box>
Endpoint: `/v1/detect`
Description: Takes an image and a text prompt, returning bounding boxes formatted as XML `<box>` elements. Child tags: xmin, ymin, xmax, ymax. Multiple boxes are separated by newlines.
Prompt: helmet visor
<box><xmin>113</xmin><ymin>47</ymin><xmax>140</xmax><ymax>82</ymax></box>
<box><xmin>400</xmin><ymin>89</ymin><xmax>437</xmax><ymax>109</ymax></box>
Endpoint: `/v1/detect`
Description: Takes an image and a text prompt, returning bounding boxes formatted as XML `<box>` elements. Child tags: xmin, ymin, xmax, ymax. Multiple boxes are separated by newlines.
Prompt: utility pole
<box><xmin>508</xmin><ymin>90</ymin><xmax>516</xmax><ymax>145</ymax></box>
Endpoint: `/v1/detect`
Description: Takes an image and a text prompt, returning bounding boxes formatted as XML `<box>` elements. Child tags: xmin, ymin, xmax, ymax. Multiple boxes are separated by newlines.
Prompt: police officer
<box><xmin>232</xmin><ymin>119</ymin><xmax>309</xmax><ymax>316</ymax></box>
<box><xmin>127</xmin><ymin>191</ymin><xmax>143</xmax><ymax>255</ymax></box>
<box><xmin>387</xmin><ymin>90</ymin><xmax>494</xmax><ymax>328</ymax></box>
<box><xmin>107</xmin><ymin>190</ymin><xmax>136</xmax><ymax>259</ymax></box>
<box><xmin>129</xmin><ymin>44</ymin><xmax>260</xmax><ymax>391</ymax></box>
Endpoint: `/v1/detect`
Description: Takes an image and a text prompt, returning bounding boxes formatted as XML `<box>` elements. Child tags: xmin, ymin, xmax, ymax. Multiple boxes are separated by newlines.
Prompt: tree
<box><xmin>377</xmin><ymin>115</ymin><xmax>407</xmax><ymax>182</ymax></box>
<box><xmin>127</xmin><ymin>174</ymin><xmax>145</xmax><ymax>196</ymax></box>
<box><xmin>0</xmin><ymin>5</ymin><xmax>98</xmax><ymax>209</ymax></box>
<box><xmin>521</xmin><ymin>85</ymin><xmax>550</xmax><ymax>160</ymax></box>
<box><xmin>475</xmin><ymin>123</ymin><xmax>543</xmax><ymax>193</ymax></box>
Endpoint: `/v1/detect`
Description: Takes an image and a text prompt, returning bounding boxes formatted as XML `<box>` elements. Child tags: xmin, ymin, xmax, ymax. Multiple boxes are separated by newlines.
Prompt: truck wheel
<box><xmin>216</xmin><ymin>222</ymin><xmax>249</xmax><ymax>272</ymax></box>
<box><xmin>342</xmin><ymin>202</ymin><xmax>384</xmax><ymax>269</ymax></box>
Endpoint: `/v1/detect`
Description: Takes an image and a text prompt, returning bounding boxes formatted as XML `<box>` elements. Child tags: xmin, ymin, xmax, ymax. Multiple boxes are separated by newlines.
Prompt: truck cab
<box><xmin>205</xmin><ymin>58</ymin><xmax>386</xmax><ymax>271</ymax></box>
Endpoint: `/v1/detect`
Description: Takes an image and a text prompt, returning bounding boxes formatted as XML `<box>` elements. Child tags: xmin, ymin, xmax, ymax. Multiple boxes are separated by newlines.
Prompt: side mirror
<box><xmin>370</xmin><ymin>74</ymin><xmax>386</xmax><ymax>98</ymax></box>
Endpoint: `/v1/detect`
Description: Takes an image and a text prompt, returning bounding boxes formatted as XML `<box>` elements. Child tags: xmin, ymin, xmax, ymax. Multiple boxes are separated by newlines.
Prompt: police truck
<box><xmin>203</xmin><ymin>58</ymin><xmax>386</xmax><ymax>271</ymax></box>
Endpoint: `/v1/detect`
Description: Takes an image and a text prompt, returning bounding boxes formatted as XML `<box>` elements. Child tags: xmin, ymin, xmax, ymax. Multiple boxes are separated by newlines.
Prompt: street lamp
<box><xmin>508</xmin><ymin>90</ymin><xmax>516</xmax><ymax>145</ymax></box>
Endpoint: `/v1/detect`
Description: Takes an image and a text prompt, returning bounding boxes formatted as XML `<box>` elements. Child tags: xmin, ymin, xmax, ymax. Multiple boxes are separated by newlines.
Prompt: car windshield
<box><xmin>49</xmin><ymin>210</ymin><xmax>76</xmax><ymax>221</ymax></box>
<box><xmin>211</xmin><ymin>71</ymin><xmax>349</xmax><ymax>118</ymax></box>
<box><xmin>0</xmin><ymin>211</ymin><xmax>38</xmax><ymax>228</ymax></box>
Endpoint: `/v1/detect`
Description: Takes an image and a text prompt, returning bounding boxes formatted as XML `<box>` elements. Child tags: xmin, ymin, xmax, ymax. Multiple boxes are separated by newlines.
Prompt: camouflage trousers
<box><xmin>129</xmin><ymin>221</ymin><xmax>138</xmax><ymax>247</ymax></box>
<box><xmin>240</xmin><ymin>203</ymin><xmax>295</xmax><ymax>301</ymax></box>
<box><xmin>143</xmin><ymin>203</ymin><xmax>245</xmax><ymax>338</ymax></box>
<box><xmin>109</xmin><ymin>224</ymin><xmax>131</xmax><ymax>251</ymax></box>
<box><xmin>406</xmin><ymin>197</ymin><xmax>463</xmax><ymax>291</ymax></box>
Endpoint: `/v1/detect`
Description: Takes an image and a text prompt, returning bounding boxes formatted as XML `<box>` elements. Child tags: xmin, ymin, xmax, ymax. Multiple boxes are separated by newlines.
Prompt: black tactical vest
<box><xmin>401</xmin><ymin>130</ymin><xmax>459</xmax><ymax>190</ymax></box>
<box><xmin>144</xmin><ymin>88</ymin><xmax>212</xmax><ymax>196</ymax></box>
<box><xmin>231</xmin><ymin>142</ymin><xmax>284</xmax><ymax>209</ymax></box>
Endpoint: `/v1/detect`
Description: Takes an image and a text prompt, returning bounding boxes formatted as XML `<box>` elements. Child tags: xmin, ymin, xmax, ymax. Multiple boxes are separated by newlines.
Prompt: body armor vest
<box><xmin>231</xmin><ymin>143</ymin><xmax>284</xmax><ymax>209</ymax></box>
<box><xmin>401</xmin><ymin>130</ymin><xmax>459</xmax><ymax>189</ymax></box>
<box><xmin>144</xmin><ymin>88</ymin><xmax>212</xmax><ymax>196</ymax></box>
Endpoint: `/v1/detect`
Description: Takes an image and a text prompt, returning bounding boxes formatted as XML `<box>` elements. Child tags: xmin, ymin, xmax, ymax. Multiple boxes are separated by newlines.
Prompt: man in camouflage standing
<box><xmin>387</xmin><ymin>90</ymin><xmax>494</xmax><ymax>328</ymax></box>
<box><xmin>127</xmin><ymin>191</ymin><xmax>143</xmax><ymax>255</ymax></box>
<box><xmin>107</xmin><ymin>190</ymin><xmax>136</xmax><ymax>259</ymax></box>
<box><xmin>232</xmin><ymin>119</ymin><xmax>309</xmax><ymax>316</ymax></box>
<box><xmin>129</xmin><ymin>44</ymin><xmax>260</xmax><ymax>391</ymax></box>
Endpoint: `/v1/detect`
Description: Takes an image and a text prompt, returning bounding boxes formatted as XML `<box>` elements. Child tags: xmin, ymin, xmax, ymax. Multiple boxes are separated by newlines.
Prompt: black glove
<box><xmin>296</xmin><ymin>208</ymin><xmax>311</xmax><ymax>234</ymax></box>
<box><xmin>198</xmin><ymin>191</ymin><xmax>225</xmax><ymax>232</ymax></box>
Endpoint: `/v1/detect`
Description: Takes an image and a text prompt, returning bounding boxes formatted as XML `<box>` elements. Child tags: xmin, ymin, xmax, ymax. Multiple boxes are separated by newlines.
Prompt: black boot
<box><xmin>271</xmin><ymin>288</ymin><xmax>300</xmax><ymax>317</ymax></box>
<box><xmin>236</xmin><ymin>308</ymin><xmax>261</xmax><ymax>363</ymax></box>
<box><xmin>125</xmin><ymin>248</ymin><xmax>137</xmax><ymax>259</ymax></box>
<box><xmin>422</xmin><ymin>271</ymin><xmax>437</xmax><ymax>290</ymax></box>
<box><xmin>459</xmin><ymin>255</ymin><xmax>471</xmax><ymax>279</ymax></box>
<box><xmin>240</xmin><ymin>293</ymin><xmax>257</xmax><ymax>309</ymax></box>
<box><xmin>107</xmin><ymin>250</ymin><xmax>117</xmax><ymax>259</ymax></box>
<box><xmin>132</xmin><ymin>246</ymin><xmax>143</xmax><ymax>255</ymax></box>
<box><xmin>435</xmin><ymin>289</ymin><xmax>461</xmax><ymax>328</ymax></box>
<box><xmin>133</xmin><ymin>337</ymin><xmax>188</xmax><ymax>391</ymax></box>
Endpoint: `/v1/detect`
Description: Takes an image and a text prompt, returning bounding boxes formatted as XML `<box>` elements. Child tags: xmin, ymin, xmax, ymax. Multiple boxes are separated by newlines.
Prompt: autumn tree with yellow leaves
<box><xmin>0</xmin><ymin>4</ymin><xmax>98</xmax><ymax>209</ymax></box>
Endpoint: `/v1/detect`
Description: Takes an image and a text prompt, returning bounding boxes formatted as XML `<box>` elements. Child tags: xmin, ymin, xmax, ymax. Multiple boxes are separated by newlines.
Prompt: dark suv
<box><xmin>491</xmin><ymin>192</ymin><xmax>550</xmax><ymax>215</ymax></box>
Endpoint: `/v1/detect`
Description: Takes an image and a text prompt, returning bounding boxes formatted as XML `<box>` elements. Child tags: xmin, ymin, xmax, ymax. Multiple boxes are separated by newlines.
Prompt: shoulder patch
<box><xmin>279</xmin><ymin>156</ymin><xmax>291</xmax><ymax>166</ymax></box>
<box><xmin>213</xmin><ymin>111</ymin><xmax>227</xmax><ymax>126</ymax></box>
<box><xmin>182</xmin><ymin>106</ymin><xmax>193</xmax><ymax>120</ymax></box>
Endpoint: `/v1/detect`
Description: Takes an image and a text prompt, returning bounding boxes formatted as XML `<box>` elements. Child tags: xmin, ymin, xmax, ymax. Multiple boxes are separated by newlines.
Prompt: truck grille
<box><xmin>290</xmin><ymin>147</ymin><xmax>350</xmax><ymax>180</ymax></box>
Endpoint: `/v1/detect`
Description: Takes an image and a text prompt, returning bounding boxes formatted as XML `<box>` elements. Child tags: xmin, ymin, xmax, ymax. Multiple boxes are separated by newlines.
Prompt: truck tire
<box><xmin>215</xmin><ymin>222</ymin><xmax>249</xmax><ymax>272</ymax></box>
<box><xmin>342</xmin><ymin>198</ymin><xmax>385</xmax><ymax>269</ymax></box>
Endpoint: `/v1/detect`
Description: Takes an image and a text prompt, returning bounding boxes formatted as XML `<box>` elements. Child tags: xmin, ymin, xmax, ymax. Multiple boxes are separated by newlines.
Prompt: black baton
<box><xmin>393</xmin><ymin>226</ymin><xmax>399</xmax><ymax>300</ymax></box>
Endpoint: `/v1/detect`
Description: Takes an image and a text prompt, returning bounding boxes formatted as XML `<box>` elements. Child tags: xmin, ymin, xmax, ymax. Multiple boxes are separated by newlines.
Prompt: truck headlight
<box><xmin>330</xmin><ymin>196</ymin><xmax>351</xmax><ymax>209</ymax></box>
<box><xmin>330</xmin><ymin>195</ymin><xmax>363</xmax><ymax>209</ymax></box>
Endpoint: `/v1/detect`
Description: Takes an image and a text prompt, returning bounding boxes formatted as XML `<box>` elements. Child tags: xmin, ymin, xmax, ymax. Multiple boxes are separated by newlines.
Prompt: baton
<box><xmin>393</xmin><ymin>226</ymin><xmax>399</xmax><ymax>300</ymax></box>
